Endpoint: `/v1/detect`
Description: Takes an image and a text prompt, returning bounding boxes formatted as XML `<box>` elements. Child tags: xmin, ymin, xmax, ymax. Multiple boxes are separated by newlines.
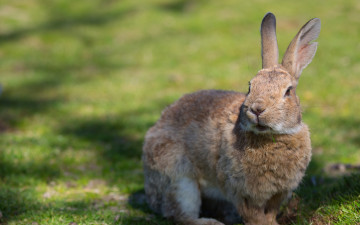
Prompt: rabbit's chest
<box><xmin>237</xmin><ymin>143</ymin><xmax>310</xmax><ymax>198</ymax></box>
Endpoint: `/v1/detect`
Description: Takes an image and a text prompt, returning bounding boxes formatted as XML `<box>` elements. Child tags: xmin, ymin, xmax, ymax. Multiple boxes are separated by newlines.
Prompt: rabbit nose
<box><xmin>250</xmin><ymin>104</ymin><xmax>265</xmax><ymax>116</ymax></box>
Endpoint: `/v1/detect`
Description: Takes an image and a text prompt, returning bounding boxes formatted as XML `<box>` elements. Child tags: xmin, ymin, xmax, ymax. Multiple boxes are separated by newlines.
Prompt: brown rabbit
<box><xmin>142</xmin><ymin>12</ymin><xmax>320</xmax><ymax>225</ymax></box>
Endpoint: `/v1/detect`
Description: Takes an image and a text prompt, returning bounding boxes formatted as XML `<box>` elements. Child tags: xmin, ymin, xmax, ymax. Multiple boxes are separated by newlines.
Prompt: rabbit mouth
<box><xmin>239</xmin><ymin>117</ymin><xmax>273</xmax><ymax>133</ymax></box>
<box><xmin>255</xmin><ymin>124</ymin><xmax>270</xmax><ymax>132</ymax></box>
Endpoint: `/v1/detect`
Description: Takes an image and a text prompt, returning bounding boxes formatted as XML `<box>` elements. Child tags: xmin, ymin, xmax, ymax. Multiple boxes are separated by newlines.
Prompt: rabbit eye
<box><xmin>285</xmin><ymin>86</ymin><xmax>293</xmax><ymax>97</ymax></box>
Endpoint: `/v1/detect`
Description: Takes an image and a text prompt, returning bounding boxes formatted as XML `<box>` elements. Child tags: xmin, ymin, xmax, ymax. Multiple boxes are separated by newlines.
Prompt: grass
<box><xmin>0</xmin><ymin>0</ymin><xmax>359</xmax><ymax>224</ymax></box>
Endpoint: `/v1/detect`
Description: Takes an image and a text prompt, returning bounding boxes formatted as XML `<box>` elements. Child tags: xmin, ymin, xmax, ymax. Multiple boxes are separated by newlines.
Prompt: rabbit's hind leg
<box><xmin>144</xmin><ymin>165</ymin><xmax>170</xmax><ymax>214</ymax></box>
<box><xmin>163</xmin><ymin>177</ymin><xmax>224</xmax><ymax>225</ymax></box>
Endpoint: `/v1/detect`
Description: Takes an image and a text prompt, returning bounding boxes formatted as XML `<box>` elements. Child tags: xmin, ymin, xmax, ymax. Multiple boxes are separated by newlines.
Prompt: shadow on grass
<box><xmin>56</xmin><ymin>100</ymin><xmax>171</xmax><ymax>179</ymax></box>
<box><xmin>0</xmin><ymin>129</ymin><xmax>61</xmax><ymax>222</ymax></box>
<box><xmin>0</xmin><ymin>154</ymin><xmax>60</xmax><ymax>182</ymax></box>
<box><xmin>0</xmin><ymin>186</ymin><xmax>40</xmax><ymax>224</ymax></box>
<box><xmin>0</xmin><ymin>0</ymin><xmax>135</xmax><ymax>129</ymax></box>
<box><xmin>0</xmin><ymin>48</ymin><xmax>117</xmax><ymax>221</ymax></box>
<box><xmin>158</xmin><ymin>0</ymin><xmax>206</xmax><ymax>13</ymax></box>
<box><xmin>0</xmin><ymin>4</ymin><xmax>137</xmax><ymax>223</ymax></box>
<box><xmin>57</xmin><ymin>96</ymin><xmax>171</xmax><ymax>160</ymax></box>
<box><xmin>0</xmin><ymin>5</ymin><xmax>135</xmax><ymax>44</ymax></box>
<box><xmin>59</xmin><ymin>116</ymin><xmax>146</xmax><ymax>161</ymax></box>
<box><xmin>296</xmin><ymin>173</ymin><xmax>360</xmax><ymax>222</ymax></box>
<box><xmin>289</xmin><ymin>145</ymin><xmax>360</xmax><ymax>222</ymax></box>
<box><xmin>0</xmin><ymin>95</ymin><xmax>62</xmax><ymax>129</ymax></box>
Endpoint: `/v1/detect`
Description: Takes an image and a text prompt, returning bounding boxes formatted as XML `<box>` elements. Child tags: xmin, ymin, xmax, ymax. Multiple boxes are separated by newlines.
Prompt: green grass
<box><xmin>0</xmin><ymin>0</ymin><xmax>359</xmax><ymax>224</ymax></box>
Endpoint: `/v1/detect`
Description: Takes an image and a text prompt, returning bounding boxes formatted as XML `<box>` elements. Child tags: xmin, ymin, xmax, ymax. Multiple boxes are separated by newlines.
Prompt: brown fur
<box><xmin>142</xmin><ymin>13</ymin><xmax>320</xmax><ymax>225</ymax></box>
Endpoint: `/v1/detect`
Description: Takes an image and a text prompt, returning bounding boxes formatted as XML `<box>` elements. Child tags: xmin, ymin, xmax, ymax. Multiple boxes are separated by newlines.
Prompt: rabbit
<box><xmin>142</xmin><ymin>12</ymin><xmax>320</xmax><ymax>225</ymax></box>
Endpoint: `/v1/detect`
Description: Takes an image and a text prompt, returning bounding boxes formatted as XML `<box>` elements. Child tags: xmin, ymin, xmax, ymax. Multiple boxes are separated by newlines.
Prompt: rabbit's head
<box><xmin>239</xmin><ymin>13</ymin><xmax>320</xmax><ymax>134</ymax></box>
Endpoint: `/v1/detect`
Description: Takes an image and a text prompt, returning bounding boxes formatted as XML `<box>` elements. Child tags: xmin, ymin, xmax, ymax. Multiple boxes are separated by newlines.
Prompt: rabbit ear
<box><xmin>261</xmin><ymin>12</ymin><xmax>279</xmax><ymax>69</ymax></box>
<box><xmin>282</xmin><ymin>18</ymin><xmax>321</xmax><ymax>80</ymax></box>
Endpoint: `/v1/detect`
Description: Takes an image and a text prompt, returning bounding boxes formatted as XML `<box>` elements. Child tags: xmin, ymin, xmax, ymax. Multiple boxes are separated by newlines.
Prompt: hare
<box><xmin>142</xmin><ymin>12</ymin><xmax>320</xmax><ymax>225</ymax></box>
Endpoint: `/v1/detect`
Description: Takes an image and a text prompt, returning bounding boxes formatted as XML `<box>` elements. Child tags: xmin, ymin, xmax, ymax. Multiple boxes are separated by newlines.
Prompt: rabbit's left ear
<box><xmin>282</xmin><ymin>18</ymin><xmax>321</xmax><ymax>80</ymax></box>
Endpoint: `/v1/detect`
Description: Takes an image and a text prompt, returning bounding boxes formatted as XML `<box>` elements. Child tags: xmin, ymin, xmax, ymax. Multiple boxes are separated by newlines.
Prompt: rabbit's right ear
<box><xmin>282</xmin><ymin>18</ymin><xmax>321</xmax><ymax>80</ymax></box>
<box><xmin>261</xmin><ymin>12</ymin><xmax>279</xmax><ymax>69</ymax></box>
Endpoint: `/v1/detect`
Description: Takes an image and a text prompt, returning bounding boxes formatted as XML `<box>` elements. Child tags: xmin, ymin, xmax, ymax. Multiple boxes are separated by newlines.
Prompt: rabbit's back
<box><xmin>143</xmin><ymin>90</ymin><xmax>246</xmax><ymax>176</ymax></box>
<box><xmin>160</xmin><ymin>89</ymin><xmax>245</xmax><ymax>127</ymax></box>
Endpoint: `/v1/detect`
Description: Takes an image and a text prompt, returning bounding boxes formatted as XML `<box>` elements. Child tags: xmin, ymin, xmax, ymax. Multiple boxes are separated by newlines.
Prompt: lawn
<box><xmin>0</xmin><ymin>0</ymin><xmax>359</xmax><ymax>224</ymax></box>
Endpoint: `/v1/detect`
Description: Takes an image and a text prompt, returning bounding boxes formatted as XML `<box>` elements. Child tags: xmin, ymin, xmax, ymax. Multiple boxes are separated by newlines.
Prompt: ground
<box><xmin>0</xmin><ymin>0</ymin><xmax>359</xmax><ymax>224</ymax></box>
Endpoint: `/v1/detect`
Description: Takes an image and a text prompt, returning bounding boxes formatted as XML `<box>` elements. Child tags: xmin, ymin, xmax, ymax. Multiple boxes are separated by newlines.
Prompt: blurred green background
<box><xmin>0</xmin><ymin>0</ymin><xmax>359</xmax><ymax>224</ymax></box>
